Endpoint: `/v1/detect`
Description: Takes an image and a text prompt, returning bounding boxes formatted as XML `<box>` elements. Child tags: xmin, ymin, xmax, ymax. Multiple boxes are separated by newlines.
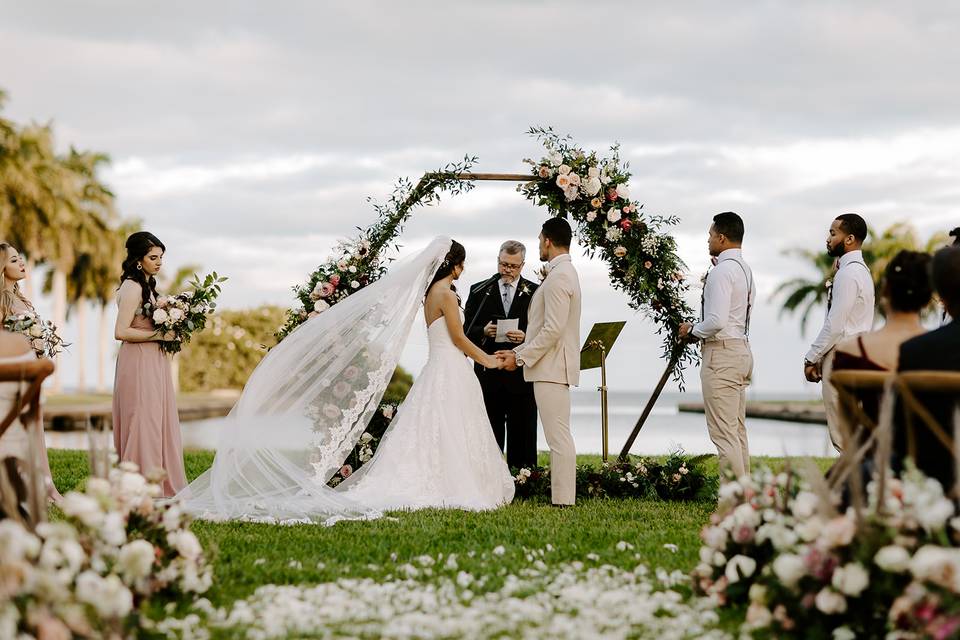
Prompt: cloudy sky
<box><xmin>2</xmin><ymin>1</ymin><xmax>958</xmax><ymax>394</ymax></box>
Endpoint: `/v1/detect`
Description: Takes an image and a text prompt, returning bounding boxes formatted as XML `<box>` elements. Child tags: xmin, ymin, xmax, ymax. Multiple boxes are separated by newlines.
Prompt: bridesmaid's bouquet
<box><xmin>3</xmin><ymin>312</ymin><xmax>68</xmax><ymax>358</ymax></box>
<box><xmin>146</xmin><ymin>271</ymin><xmax>227</xmax><ymax>354</ymax></box>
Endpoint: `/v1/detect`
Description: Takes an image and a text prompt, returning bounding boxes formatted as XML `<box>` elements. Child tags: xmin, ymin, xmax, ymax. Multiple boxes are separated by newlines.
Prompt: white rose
<box><xmin>101</xmin><ymin>512</ymin><xmax>127</xmax><ymax>547</ymax></box>
<box><xmin>152</xmin><ymin>308</ymin><xmax>169</xmax><ymax>324</ymax></box>
<box><xmin>168</xmin><ymin>308</ymin><xmax>185</xmax><ymax>323</ymax></box>
<box><xmin>910</xmin><ymin>545</ymin><xmax>960</xmax><ymax>590</ymax></box>
<box><xmin>833</xmin><ymin>627</ymin><xmax>856</xmax><ymax>640</ymax></box>
<box><xmin>61</xmin><ymin>493</ymin><xmax>103</xmax><ymax>529</ymax></box>
<box><xmin>918</xmin><ymin>496</ymin><xmax>954</xmax><ymax>532</ymax></box>
<box><xmin>725</xmin><ymin>555</ymin><xmax>757</xmax><ymax>583</ymax></box>
<box><xmin>606</xmin><ymin>208</ymin><xmax>622</xmax><ymax>223</ymax></box>
<box><xmin>0</xmin><ymin>520</ymin><xmax>41</xmax><ymax>563</ymax></box>
<box><xmin>583</xmin><ymin>176</ymin><xmax>602</xmax><ymax>196</ymax></box>
<box><xmin>791</xmin><ymin>491</ymin><xmax>819</xmax><ymax>520</ymax></box>
<box><xmin>745</xmin><ymin>603</ymin><xmax>772</xmax><ymax>628</ymax></box>
<box><xmin>814</xmin><ymin>588</ymin><xmax>847</xmax><ymax>615</ymax></box>
<box><xmin>350</xmin><ymin>280</ymin><xmax>360</xmax><ymax>289</ymax></box>
<box><xmin>119</xmin><ymin>471</ymin><xmax>149</xmax><ymax>498</ymax></box>
<box><xmin>349</xmin><ymin>266</ymin><xmax>357</xmax><ymax>273</ymax></box>
<box><xmin>557</xmin><ymin>164</ymin><xmax>571</xmax><ymax>175</ymax></box>
<box><xmin>819</xmin><ymin>516</ymin><xmax>855</xmax><ymax>549</ymax></box>
<box><xmin>831</xmin><ymin>562</ymin><xmax>869</xmax><ymax>597</ymax></box>
<box><xmin>313</xmin><ymin>300</ymin><xmax>330</xmax><ymax>314</ymax></box>
<box><xmin>585</xmin><ymin>211</ymin><xmax>598</xmax><ymax>223</ymax></box>
<box><xmin>874</xmin><ymin>545</ymin><xmax>910</xmax><ymax>573</ymax></box>
<box><xmin>548</xmin><ymin>151</ymin><xmax>562</xmax><ymax>166</ymax></box>
<box><xmin>169</xmin><ymin>530</ymin><xmax>203</xmax><ymax>560</ymax></box>
<box><xmin>772</xmin><ymin>553</ymin><xmax>805</xmax><ymax>588</ymax></box>
<box><xmin>359</xmin><ymin>432</ymin><xmax>374</xmax><ymax>444</ymax></box>
<box><xmin>756</xmin><ymin>523</ymin><xmax>797</xmax><ymax>551</ymax></box>
<box><xmin>732</xmin><ymin>503</ymin><xmax>761</xmax><ymax>529</ymax></box>
<box><xmin>555</xmin><ymin>174</ymin><xmax>571</xmax><ymax>189</ymax></box>
<box><xmin>76</xmin><ymin>571</ymin><xmax>134</xmax><ymax>619</ymax></box>
<box><xmin>616</xmin><ymin>183</ymin><xmax>631</xmax><ymax>199</ymax></box>
<box><xmin>118</xmin><ymin>540</ymin><xmax>156</xmax><ymax>581</ymax></box>
<box><xmin>703</xmin><ymin>526</ymin><xmax>728</xmax><ymax>550</ymax></box>
<box><xmin>28</xmin><ymin>323</ymin><xmax>43</xmax><ymax>338</ymax></box>
<box><xmin>587</xmin><ymin>166</ymin><xmax>600</xmax><ymax>179</ymax></box>
<box><xmin>796</xmin><ymin>516</ymin><xmax>824</xmax><ymax>542</ymax></box>
<box><xmin>162</xmin><ymin>505</ymin><xmax>183</xmax><ymax>532</ymax></box>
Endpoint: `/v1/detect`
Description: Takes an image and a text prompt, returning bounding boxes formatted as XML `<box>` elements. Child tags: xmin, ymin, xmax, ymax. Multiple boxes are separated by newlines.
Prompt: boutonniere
<box><xmin>825</xmin><ymin>279</ymin><xmax>833</xmax><ymax>291</ymax></box>
<box><xmin>519</xmin><ymin>283</ymin><xmax>532</xmax><ymax>297</ymax></box>
<box><xmin>535</xmin><ymin>265</ymin><xmax>550</xmax><ymax>283</ymax></box>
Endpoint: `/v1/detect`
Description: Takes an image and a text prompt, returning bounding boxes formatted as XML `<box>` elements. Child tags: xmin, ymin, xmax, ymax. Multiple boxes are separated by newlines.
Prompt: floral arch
<box><xmin>276</xmin><ymin>127</ymin><xmax>695</xmax><ymax>461</ymax></box>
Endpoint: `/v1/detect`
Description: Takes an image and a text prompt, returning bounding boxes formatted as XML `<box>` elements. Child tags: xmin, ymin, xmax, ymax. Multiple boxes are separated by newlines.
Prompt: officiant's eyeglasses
<box><xmin>498</xmin><ymin>261</ymin><xmax>523</xmax><ymax>270</ymax></box>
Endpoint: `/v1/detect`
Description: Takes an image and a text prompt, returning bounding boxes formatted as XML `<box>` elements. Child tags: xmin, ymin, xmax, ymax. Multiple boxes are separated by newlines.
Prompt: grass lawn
<box><xmin>47</xmin><ymin>450</ymin><xmax>832</xmax><ymax>637</ymax></box>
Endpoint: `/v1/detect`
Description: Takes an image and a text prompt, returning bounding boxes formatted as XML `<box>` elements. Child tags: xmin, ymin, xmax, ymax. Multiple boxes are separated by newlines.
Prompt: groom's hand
<box><xmin>495</xmin><ymin>350</ymin><xmax>518</xmax><ymax>371</ymax></box>
<box><xmin>678</xmin><ymin>322</ymin><xmax>697</xmax><ymax>343</ymax></box>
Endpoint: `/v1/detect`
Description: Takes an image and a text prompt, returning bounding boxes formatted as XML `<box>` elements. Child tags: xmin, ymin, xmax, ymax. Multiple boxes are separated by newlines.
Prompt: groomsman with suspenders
<box><xmin>679</xmin><ymin>212</ymin><xmax>756</xmax><ymax>479</ymax></box>
<box><xmin>803</xmin><ymin>213</ymin><xmax>875</xmax><ymax>452</ymax></box>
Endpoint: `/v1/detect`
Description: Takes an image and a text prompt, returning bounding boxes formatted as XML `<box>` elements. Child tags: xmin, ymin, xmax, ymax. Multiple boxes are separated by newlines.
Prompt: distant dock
<box><xmin>42</xmin><ymin>392</ymin><xmax>238</xmax><ymax>431</ymax></box>
<box><xmin>678</xmin><ymin>401</ymin><xmax>827</xmax><ymax>425</ymax></box>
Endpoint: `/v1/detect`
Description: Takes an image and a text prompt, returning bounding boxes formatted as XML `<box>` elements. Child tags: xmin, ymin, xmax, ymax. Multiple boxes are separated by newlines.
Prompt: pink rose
<box><xmin>643</xmin><ymin>261</ymin><xmax>653</xmax><ymax>269</ymax></box>
<box><xmin>339</xmin><ymin>464</ymin><xmax>353</xmax><ymax>478</ymax></box>
<box><xmin>332</xmin><ymin>381</ymin><xmax>351</xmax><ymax>398</ymax></box>
<box><xmin>538</xmin><ymin>165</ymin><xmax>551</xmax><ymax>179</ymax></box>
<box><xmin>329</xmin><ymin>275</ymin><xmax>341</xmax><ymax>287</ymax></box>
<box><xmin>620</xmin><ymin>219</ymin><xmax>632</xmax><ymax>231</ymax></box>
<box><xmin>319</xmin><ymin>282</ymin><xmax>336</xmax><ymax>298</ymax></box>
<box><xmin>382</xmin><ymin>405</ymin><xmax>395</xmax><ymax>419</ymax></box>
<box><xmin>343</xmin><ymin>365</ymin><xmax>360</xmax><ymax>380</ymax></box>
<box><xmin>606</xmin><ymin>188</ymin><xmax>618</xmax><ymax>202</ymax></box>
<box><xmin>733</xmin><ymin>524</ymin><xmax>755</xmax><ymax>544</ymax></box>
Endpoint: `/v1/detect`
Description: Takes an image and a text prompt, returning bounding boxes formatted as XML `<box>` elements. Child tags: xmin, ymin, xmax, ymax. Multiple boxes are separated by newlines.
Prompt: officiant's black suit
<box><xmin>464</xmin><ymin>274</ymin><xmax>539</xmax><ymax>470</ymax></box>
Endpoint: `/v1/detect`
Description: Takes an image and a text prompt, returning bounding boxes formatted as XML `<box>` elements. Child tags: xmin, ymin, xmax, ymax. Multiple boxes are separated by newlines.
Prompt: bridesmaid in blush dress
<box><xmin>112</xmin><ymin>231</ymin><xmax>186</xmax><ymax>497</ymax></box>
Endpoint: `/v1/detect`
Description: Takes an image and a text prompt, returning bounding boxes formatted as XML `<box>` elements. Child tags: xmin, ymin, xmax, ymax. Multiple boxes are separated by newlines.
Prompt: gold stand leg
<box><xmin>600</xmin><ymin>346</ymin><xmax>609</xmax><ymax>463</ymax></box>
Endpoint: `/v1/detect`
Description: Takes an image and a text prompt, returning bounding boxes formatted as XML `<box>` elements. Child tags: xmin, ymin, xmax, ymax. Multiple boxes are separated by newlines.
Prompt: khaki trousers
<box><xmin>700</xmin><ymin>339</ymin><xmax>753</xmax><ymax>478</ymax></box>
<box><xmin>533</xmin><ymin>381</ymin><xmax>576</xmax><ymax>505</ymax></box>
<box><xmin>820</xmin><ymin>349</ymin><xmax>844</xmax><ymax>453</ymax></box>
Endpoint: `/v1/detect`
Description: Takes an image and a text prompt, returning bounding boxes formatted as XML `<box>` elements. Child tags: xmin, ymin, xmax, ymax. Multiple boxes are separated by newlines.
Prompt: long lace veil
<box><xmin>178</xmin><ymin>236</ymin><xmax>452</xmax><ymax>524</ymax></box>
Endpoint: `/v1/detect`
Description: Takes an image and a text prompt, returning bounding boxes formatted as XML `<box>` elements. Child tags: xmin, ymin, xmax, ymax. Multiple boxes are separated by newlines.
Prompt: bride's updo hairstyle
<box><xmin>427</xmin><ymin>240</ymin><xmax>466</xmax><ymax>302</ymax></box>
<box><xmin>120</xmin><ymin>231</ymin><xmax>165</xmax><ymax>310</ymax></box>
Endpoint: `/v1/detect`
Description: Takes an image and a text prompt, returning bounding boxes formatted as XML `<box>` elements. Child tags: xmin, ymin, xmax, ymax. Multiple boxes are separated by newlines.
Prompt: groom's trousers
<box><xmin>533</xmin><ymin>381</ymin><xmax>576</xmax><ymax>505</ymax></box>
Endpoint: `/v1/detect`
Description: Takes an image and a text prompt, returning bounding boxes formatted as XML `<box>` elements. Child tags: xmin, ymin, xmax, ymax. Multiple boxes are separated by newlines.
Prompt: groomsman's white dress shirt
<box><xmin>692</xmin><ymin>248</ymin><xmax>755</xmax><ymax>341</ymax></box>
<box><xmin>805</xmin><ymin>250</ymin><xmax>875</xmax><ymax>364</ymax></box>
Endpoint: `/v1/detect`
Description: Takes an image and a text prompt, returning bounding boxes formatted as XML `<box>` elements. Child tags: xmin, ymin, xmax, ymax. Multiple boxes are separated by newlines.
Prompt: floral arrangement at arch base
<box><xmin>519</xmin><ymin>126</ymin><xmax>696</xmax><ymax>378</ymax></box>
<box><xmin>0</xmin><ymin>461</ymin><xmax>212</xmax><ymax>638</ymax></box>
<box><xmin>693</xmin><ymin>463</ymin><xmax>960</xmax><ymax>638</ymax></box>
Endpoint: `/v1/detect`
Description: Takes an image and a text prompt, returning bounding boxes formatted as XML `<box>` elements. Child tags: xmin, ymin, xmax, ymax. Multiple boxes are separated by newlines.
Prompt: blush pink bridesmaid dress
<box><xmin>112</xmin><ymin>311</ymin><xmax>187</xmax><ymax>497</ymax></box>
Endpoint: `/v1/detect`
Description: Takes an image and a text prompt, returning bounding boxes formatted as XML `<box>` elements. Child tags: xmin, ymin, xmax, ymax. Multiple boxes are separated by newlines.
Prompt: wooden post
<box><xmin>618</xmin><ymin>352</ymin><xmax>680</xmax><ymax>461</ymax></box>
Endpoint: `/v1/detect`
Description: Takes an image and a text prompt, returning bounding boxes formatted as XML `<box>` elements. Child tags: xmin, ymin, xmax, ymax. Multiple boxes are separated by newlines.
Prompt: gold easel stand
<box><xmin>581</xmin><ymin>322</ymin><xmax>626</xmax><ymax>462</ymax></box>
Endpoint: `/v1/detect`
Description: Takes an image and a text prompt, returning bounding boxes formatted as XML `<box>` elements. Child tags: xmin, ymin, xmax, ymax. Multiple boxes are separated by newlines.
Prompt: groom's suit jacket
<box><xmin>515</xmin><ymin>254</ymin><xmax>581</xmax><ymax>386</ymax></box>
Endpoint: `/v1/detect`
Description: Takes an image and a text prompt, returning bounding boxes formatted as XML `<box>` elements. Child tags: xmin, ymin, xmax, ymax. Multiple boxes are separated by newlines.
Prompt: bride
<box><xmin>178</xmin><ymin>237</ymin><xmax>516</xmax><ymax>524</ymax></box>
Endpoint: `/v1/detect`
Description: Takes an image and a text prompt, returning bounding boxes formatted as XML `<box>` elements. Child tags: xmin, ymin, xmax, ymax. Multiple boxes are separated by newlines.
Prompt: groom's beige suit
<box><xmin>514</xmin><ymin>253</ymin><xmax>581</xmax><ymax>505</ymax></box>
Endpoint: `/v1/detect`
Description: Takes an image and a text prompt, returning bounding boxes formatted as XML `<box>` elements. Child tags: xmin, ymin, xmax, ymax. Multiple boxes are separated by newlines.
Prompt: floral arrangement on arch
<box><xmin>520</xmin><ymin>127</ymin><xmax>696</xmax><ymax>374</ymax></box>
<box><xmin>692</xmin><ymin>464</ymin><xmax>960</xmax><ymax>638</ymax></box>
<box><xmin>0</xmin><ymin>461</ymin><xmax>212</xmax><ymax>638</ymax></box>
<box><xmin>143</xmin><ymin>271</ymin><xmax>227</xmax><ymax>354</ymax></box>
<box><xmin>3</xmin><ymin>312</ymin><xmax>68</xmax><ymax>359</ymax></box>
<box><xmin>274</xmin><ymin>156</ymin><xmax>476</xmax><ymax>343</ymax></box>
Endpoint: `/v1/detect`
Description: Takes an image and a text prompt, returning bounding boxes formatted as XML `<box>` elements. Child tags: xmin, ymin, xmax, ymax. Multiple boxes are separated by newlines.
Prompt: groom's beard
<box><xmin>826</xmin><ymin>242</ymin><xmax>846</xmax><ymax>258</ymax></box>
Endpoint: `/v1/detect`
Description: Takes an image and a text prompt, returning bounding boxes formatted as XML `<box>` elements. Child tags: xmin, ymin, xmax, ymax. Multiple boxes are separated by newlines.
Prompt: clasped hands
<box><xmin>677</xmin><ymin>322</ymin><xmax>699</xmax><ymax>344</ymax></box>
<box><xmin>492</xmin><ymin>350</ymin><xmax>519</xmax><ymax>371</ymax></box>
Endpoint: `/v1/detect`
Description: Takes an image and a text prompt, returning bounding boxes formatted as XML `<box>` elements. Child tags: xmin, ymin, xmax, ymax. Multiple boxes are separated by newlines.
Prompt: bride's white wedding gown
<box><xmin>179</xmin><ymin>237</ymin><xmax>514</xmax><ymax>524</ymax></box>
<box><xmin>337</xmin><ymin>312</ymin><xmax>515</xmax><ymax>511</ymax></box>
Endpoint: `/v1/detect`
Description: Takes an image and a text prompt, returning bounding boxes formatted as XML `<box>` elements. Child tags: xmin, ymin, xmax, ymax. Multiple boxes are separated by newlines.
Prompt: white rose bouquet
<box><xmin>143</xmin><ymin>271</ymin><xmax>227</xmax><ymax>354</ymax></box>
<box><xmin>2</xmin><ymin>312</ymin><xmax>68</xmax><ymax>358</ymax></box>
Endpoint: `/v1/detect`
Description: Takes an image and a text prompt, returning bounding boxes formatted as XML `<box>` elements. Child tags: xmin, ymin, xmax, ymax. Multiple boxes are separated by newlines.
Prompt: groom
<box><xmin>497</xmin><ymin>217</ymin><xmax>581</xmax><ymax>506</ymax></box>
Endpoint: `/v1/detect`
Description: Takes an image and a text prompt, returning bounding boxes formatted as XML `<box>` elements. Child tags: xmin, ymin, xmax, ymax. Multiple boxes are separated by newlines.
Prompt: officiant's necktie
<box><xmin>502</xmin><ymin>283</ymin><xmax>513</xmax><ymax>313</ymax></box>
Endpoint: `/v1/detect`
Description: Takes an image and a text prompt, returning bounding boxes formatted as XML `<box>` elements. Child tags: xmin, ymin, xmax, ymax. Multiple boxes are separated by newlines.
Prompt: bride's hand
<box><xmin>483</xmin><ymin>354</ymin><xmax>501</xmax><ymax>370</ymax></box>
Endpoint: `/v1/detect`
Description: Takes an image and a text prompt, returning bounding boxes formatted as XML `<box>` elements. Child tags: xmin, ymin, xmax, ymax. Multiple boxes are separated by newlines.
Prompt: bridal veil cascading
<box><xmin>177</xmin><ymin>236</ymin><xmax>452</xmax><ymax>524</ymax></box>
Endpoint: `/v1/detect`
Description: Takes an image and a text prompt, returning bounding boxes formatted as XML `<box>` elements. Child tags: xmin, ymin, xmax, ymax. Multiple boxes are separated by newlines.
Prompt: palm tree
<box><xmin>774</xmin><ymin>222</ymin><xmax>950</xmax><ymax>335</ymax></box>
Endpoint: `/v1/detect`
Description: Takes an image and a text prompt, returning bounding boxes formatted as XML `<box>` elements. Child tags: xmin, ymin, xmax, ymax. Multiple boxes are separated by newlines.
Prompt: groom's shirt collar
<box><xmin>547</xmin><ymin>253</ymin><xmax>571</xmax><ymax>273</ymax></box>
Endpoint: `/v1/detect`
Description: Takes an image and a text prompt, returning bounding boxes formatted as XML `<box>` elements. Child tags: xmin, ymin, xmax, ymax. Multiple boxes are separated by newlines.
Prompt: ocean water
<box><xmin>47</xmin><ymin>390</ymin><xmax>836</xmax><ymax>459</ymax></box>
<box><xmin>568</xmin><ymin>390</ymin><xmax>836</xmax><ymax>459</ymax></box>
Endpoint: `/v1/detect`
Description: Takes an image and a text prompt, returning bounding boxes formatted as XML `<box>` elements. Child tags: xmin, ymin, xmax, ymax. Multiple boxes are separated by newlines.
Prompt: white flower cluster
<box><xmin>157</xmin><ymin>546</ymin><xmax>728</xmax><ymax>640</ymax></box>
<box><xmin>694</xmin><ymin>464</ymin><xmax>960</xmax><ymax>635</ymax></box>
<box><xmin>0</xmin><ymin>462</ymin><xmax>212</xmax><ymax>638</ymax></box>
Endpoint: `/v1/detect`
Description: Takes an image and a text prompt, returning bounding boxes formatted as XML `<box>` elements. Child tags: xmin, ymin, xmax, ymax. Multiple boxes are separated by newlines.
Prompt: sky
<box><xmin>2</xmin><ymin>1</ymin><xmax>958</xmax><ymax>395</ymax></box>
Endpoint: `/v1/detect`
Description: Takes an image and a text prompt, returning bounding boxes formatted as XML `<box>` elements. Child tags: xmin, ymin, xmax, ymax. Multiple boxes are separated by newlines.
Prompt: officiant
<box><xmin>464</xmin><ymin>240</ymin><xmax>539</xmax><ymax>470</ymax></box>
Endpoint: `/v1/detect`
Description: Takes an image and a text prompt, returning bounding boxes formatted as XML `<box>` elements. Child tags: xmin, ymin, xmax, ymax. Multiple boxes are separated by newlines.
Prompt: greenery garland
<box><xmin>275</xmin><ymin>155</ymin><xmax>477</xmax><ymax>341</ymax></box>
<box><xmin>519</xmin><ymin>126</ymin><xmax>696</xmax><ymax>377</ymax></box>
